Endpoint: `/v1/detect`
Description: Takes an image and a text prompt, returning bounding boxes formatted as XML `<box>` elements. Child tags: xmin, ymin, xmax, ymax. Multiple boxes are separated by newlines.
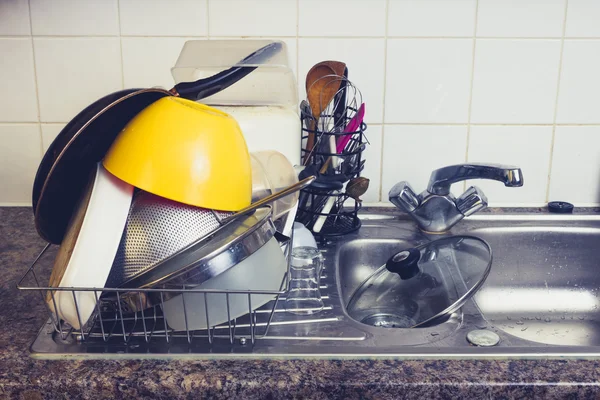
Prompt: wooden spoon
<box><xmin>304</xmin><ymin>61</ymin><xmax>346</xmax><ymax>165</ymax></box>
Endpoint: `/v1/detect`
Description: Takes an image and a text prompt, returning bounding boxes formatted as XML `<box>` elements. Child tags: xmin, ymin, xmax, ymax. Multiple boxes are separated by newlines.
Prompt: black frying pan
<box><xmin>33</xmin><ymin>42</ymin><xmax>282</xmax><ymax>244</ymax></box>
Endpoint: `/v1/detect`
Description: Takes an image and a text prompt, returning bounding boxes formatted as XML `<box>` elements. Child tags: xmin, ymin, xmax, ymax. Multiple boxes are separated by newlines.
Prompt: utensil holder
<box><xmin>297</xmin><ymin>108</ymin><xmax>367</xmax><ymax>239</ymax></box>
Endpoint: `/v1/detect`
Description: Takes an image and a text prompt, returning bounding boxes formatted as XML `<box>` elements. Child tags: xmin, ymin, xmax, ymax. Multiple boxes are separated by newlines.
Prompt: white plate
<box><xmin>47</xmin><ymin>164</ymin><xmax>133</xmax><ymax>329</ymax></box>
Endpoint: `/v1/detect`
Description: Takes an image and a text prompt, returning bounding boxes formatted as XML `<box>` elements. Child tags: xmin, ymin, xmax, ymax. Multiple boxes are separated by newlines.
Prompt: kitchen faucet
<box><xmin>389</xmin><ymin>163</ymin><xmax>524</xmax><ymax>232</ymax></box>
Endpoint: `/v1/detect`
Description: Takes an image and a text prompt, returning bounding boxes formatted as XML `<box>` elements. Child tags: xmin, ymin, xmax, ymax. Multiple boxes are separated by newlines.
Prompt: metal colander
<box><xmin>106</xmin><ymin>191</ymin><xmax>232</xmax><ymax>287</ymax></box>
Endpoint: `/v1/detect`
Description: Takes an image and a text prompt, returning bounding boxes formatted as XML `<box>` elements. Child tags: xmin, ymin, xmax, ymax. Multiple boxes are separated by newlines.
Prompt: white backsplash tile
<box><xmin>299</xmin><ymin>0</ymin><xmax>386</xmax><ymax>37</ymax></box>
<box><xmin>388</xmin><ymin>0</ymin><xmax>476</xmax><ymax>37</ymax></box>
<box><xmin>33</xmin><ymin>38</ymin><xmax>123</xmax><ymax>122</ymax></box>
<box><xmin>298</xmin><ymin>38</ymin><xmax>385</xmax><ymax>123</ymax></box>
<box><xmin>30</xmin><ymin>0</ymin><xmax>119</xmax><ymax>36</ymax></box>
<box><xmin>470</xmin><ymin>39</ymin><xmax>561</xmax><ymax>123</ymax></box>
<box><xmin>119</xmin><ymin>0</ymin><xmax>207</xmax><ymax>36</ymax></box>
<box><xmin>1</xmin><ymin>0</ymin><xmax>600</xmax><ymax>206</ymax></box>
<box><xmin>466</xmin><ymin>126</ymin><xmax>553</xmax><ymax>206</ymax></box>
<box><xmin>477</xmin><ymin>0</ymin><xmax>565</xmax><ymax>37</ymax></box>
<box><xmin>565</xmin><ymin>0</ymin><xmax>600</xmax><ymax>37</ymax></box>
<box><xmin>385</xmin><ymin>39</ymin><xmax>473</xmax><ymax>123</ymax></box>
<box><xmin>549</xmin><ymin>126</ymin><xmax>600</xmax><ymax>205</ymax></box>
<box><xmin>122</xmin><ymin>37</ymin><xmax>189</xmax><ymax>89</ymax></box>
<box><xmin>381</xmin><ymin>125</ymin><xmax>468</xmax><ymax>200</ymax></box>
<box><xmin>0</xmin><ymin>124</ymin><xmax>41</xmax><ymax>205</ymax></box>
<box><xmin>360</xmin><ymin>125</ymin><xmax>383</xmax><ymax>203</ymax></box>
<box><xmin>209</xmin><ymin>0</ymin><xmax>296</xmax><ymax>37</ymax></box>
<box><xmin>0</xmin><ymin>39</ymin><xmax>38</xmax><ymax>122</ymax></box>
<box><xmin>41</xmin><ymin>123</ymin><xmax>66</xmax><ymax>152</ymax></box>
<box><xmin>556</xmin><ymin>40</ymin><xmax>600</xmax><ymax>124</ymax></box>
<box><xmin>0</xmin><ymin>0</ymin><xmax>31</xmax><ymax>36</ymax></box>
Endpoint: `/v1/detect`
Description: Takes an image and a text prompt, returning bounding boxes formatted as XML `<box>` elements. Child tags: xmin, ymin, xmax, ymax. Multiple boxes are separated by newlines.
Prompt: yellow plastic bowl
<box><xmin>103</xmin><ymin>97</ymin><xmax>251</xmax><ymax>211</ymax></box>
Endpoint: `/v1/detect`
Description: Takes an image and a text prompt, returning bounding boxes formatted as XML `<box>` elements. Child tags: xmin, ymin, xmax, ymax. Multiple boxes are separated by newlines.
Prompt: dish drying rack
<box><xmin>17</xmin><ymin>237</ymin><xmax>336</xmax><ymax>354</ymax></box>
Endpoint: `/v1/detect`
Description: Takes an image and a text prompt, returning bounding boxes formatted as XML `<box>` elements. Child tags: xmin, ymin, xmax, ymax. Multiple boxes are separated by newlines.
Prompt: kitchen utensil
<box><xmin>250</xmin><ymin>150</ymin><xmax>299</xmax><ymax>221</ymax></box>
<box><xmin>124</xmin><ymin>206</ymin><xmax>283</xmax><ymax>330</ymax></box>
<box><xmin>33</xmin><ymin>42</ymin><xmax>281</xmax><ymax>244</ymax></box>
<box><xmin>116</xmin><ymin>176</ymin><xmax>315</xmax><ymax>294</ymax></box>
<box><xmin>285</xmin><ymin>247</ymin><xmax>324</xmax><ymax>315</ymax></box>
<box><xmin>346</xmin><ymin>236</ymin><xmax>492</xmax><ymax>328</ymax></box>
<box><xmin>222</xmin><ymin>175</ymin><xmax>314</xmax><ymax>224</ymax></box>
<box><xmin>304</xmin><ymin>61</ymin><xmax>345</xmax><ymax>164</ymax></box>
<box><xmin>333</xmin><ymin>66</ymin><xmax>349</xmax><ymax>136</ymax></box>
<box><xmin>105</xmin><ymin>191</ymin><xmax>233</xmax><ymax>288</ymax></box>
<box><xmin>47</xmin><ymin>164</ymin><xmax>133</xmax><ymax>329</ymax></box>
<box><xmin>103</xmin><ymin>97</ymin><xmax>251</xmax><ymax>211</ymax></box>
<box><xmin>317</xmin><ymin>103</ymin><xmax>365</xmax><ymax>175</ymax></box>
<box><xmin>312</xmin><ymin>176</ymin><xmax>369</xmax><ymax>233</ymax></box>
<box><xmin>337</xmin><ymin>103</ymin><xmax>365</xmax><ymax>153</ymax></box>
<box><xmin>161</xmin><ymin>214</ymin><xmax>287</xmax><ymax>331</ymax></box>
<box><xmin>346</xmin><ymin>177</ymin><xmax>370</xmax><ymax>202</ymax></box>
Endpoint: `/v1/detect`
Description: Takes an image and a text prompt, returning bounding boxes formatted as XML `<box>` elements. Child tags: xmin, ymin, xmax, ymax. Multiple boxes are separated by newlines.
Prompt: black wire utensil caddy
<box><xmin>296</xmin><ymin>96</ymin><xmax>368</xmax><ymax>239</ymax></box>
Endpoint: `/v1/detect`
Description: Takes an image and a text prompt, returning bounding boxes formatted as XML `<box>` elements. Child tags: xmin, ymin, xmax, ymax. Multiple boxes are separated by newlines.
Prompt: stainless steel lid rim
<box><xmin>120</xmin><ymin>207</ymin><xmax>274</xmax><ymax>289</ymax></box>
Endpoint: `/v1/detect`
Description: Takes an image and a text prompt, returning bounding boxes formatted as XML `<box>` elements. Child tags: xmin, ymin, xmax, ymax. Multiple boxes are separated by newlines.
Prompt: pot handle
<box><xmin>173</xmin><ymin>42</ymin><xmax>283</xmax><ymax>101</ymax></box>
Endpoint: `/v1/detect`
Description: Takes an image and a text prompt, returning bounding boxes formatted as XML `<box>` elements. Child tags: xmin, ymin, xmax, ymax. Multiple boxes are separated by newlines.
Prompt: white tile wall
<box><xmin>549</xmin><ymin>126</ymin><xmax>600</xmax><ymax>205</ymax></box>
<box><xmin>385</xmin><ymin>39</ymin><xmax>473</xmax><ymax>123</ymax></box>
<box><xmin>470</xmin><ymin>39</ymin><xmax>561</xmax><ymax>123</ymax></box>
<box><xmin>476</xmin><ymin>0</ymin><xmax>566</xmax><ymax>38</ymax></box>
<box><xmin>387</xmin><ymin>0</ymin><xmax>476</xmax><ymax>37</ymax></box>
<box><xmin>381</xmin><ymin>125</ymin><xmax>468</xmax><ymax>197</ymax></box>
<box><xmin>0</xmin><ymin>0</ymin><xmax>599</xmax><ymax>207</ymax></box>
<box><xmin>120</xmin><ymin>0</ymin><xmax>207</xmax><ymax>36</ymax></box>
<box><xmin>30</xmin><ymin>0</ymin><xmax>119</xmax><ymax>36</ymax></box>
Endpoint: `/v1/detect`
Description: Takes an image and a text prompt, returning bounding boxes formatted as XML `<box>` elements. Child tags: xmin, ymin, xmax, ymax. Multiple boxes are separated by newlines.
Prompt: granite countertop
<box><xmin>2</xmin><ymin>207</ymin><xmax>600</xmax><ymax>399</ymax></box>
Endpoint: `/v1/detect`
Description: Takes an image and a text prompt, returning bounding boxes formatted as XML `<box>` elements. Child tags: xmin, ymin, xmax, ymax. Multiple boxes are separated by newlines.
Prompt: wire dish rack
<box><xmin>17</xmin><ymin>236</ymin><xmax>331</xmax><ymax>352</ymax></box>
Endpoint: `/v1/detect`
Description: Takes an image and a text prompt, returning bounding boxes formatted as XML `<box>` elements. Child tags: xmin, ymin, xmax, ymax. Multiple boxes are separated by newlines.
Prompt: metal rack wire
<box><xmin>17</xmin><ymin>240</ymin><xmax>293</xmax><ymax>348</ymax></box>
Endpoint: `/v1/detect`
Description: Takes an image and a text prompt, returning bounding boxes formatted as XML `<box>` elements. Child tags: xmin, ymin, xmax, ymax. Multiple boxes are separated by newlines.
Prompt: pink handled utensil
<box><xmin>336</xmin><ymin>103</ymin><xmax>365</xmax><ymax>154</ymax></box>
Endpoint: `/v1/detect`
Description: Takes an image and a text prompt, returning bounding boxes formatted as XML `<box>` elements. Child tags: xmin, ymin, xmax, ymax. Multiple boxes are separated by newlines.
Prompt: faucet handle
<box><xmin>456</xmin><ymin>186</ymin><xmax>488</xmax><ymax>216</ymax></box>
<box><xmin>389</xmin><ymin>181</ymin><xmax>420</xmax><ymax>212</ymax></box>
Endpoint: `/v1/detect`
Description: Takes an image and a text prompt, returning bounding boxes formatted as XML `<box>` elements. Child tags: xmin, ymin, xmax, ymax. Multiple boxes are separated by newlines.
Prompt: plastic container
<box><xmin>172</xmin><ymin>40</ymin><xmax>301</xmax><ymax>165</ymax></box>
<box><xmin>250</xmin><ymin>150</ymin><xmax>299</xmax><ymax>221</ymax></box>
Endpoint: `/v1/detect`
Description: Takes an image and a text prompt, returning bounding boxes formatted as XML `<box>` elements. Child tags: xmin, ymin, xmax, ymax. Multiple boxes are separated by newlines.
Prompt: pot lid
<box><xmin>119</xmin><ymin>207</ymin><xmax>275</xmax><ymax>289</ymax></box>
<box><xmin>346</xmin><ymin>236</ymin><xmax>492</xmax><ymax>328</ymax></box>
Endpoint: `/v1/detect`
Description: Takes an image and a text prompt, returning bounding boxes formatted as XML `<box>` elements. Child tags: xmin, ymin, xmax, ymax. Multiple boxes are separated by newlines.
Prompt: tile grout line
<box><xmin>7</xmin><ymin>35</ymin><xmax>600</xmax><ymax>40</ymax></box>
<box><xmin>463</xmin><ymin>0</ymin><xmax>480</xmax><ymax>192</ymax></box>
<box><xmin>116</xmin><ymin>0</ymin><xmax>125</xmax><ymax>89</ymax></box>
<box><xmin>206</xmin><ymin>0</ymin><xmax>210</xmax><ymax>38</ymax></box>
<box><xmin>378</xmin><ymin>0</ymin><xmax>391</xmax><ymax>203</ymax></box>
<box><xmin>545</xmin><ymin>0</ymin><xmax>569</xmax><ymax>203</ymax></box>
<box><xmin>26</xmin><ymin>0</ymin><xmax>43</xmax><ymax>157</ymax></box>
<box><xmin>296</xmin><ymin>0</ymin><xmax>299</xmax><ymax>88</ymax></box>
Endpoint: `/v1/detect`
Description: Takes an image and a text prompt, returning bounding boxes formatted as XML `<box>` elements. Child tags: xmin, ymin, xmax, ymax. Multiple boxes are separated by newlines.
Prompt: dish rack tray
<box><xmin>18</xmin><ymin>241</ymin><xmax>298</xmax><ymax>350</ymax></box>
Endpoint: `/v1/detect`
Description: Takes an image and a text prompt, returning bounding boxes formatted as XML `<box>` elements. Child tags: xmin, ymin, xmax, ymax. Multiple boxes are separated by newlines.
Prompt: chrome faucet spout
<box><xmin>389</xmin><ymin>163</ymin><xmax>524</xmax><ymax>232</ymax></box>
<box><xmin>427</xmin><ymin>163</ymin><xmax>524</xmax><ymax>196</ymax></box>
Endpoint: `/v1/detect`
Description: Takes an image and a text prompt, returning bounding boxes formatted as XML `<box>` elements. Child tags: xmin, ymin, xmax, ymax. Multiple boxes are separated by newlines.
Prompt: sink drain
<box><xmin>361</xmin><ymin>313</ymin><xmax>416</xmax><ymax>328</ymax></box>
<box><xmin>467</xmin><ymin>329</ymin><xmax>500</xmax><ymax>347</ymax></box>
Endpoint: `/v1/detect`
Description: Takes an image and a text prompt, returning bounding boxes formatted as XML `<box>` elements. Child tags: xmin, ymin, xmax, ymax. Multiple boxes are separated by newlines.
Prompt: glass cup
<box><xmin>285</xmin><ymin>247</ymin><xmax>324</xmax><ymax>315</ymax></box>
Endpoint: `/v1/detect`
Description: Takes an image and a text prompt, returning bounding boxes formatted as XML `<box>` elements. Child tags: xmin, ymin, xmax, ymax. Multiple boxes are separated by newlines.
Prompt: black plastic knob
<box><xmin>386</xmin><ymin>248</ymin><xmax>421</xmax><ymax>280</ymax></box>
<box><xmin>548</xmin><ymin>201</ymin><xmax>574</xmax><ymax>214</ymax></box>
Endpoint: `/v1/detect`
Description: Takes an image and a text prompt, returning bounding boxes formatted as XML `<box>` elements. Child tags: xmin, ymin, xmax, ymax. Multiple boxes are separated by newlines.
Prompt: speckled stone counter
<box><xmin>2</xmin><ymin>207</ymin><xmax>600</xmax><ymax>399</ymax></box>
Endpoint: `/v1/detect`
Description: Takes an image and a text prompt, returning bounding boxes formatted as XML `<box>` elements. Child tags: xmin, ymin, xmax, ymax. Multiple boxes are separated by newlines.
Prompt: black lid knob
<box><xmin>386</xmin><ymin>248</ymin><xmax>421</xmax><ymax>280</ymax></box>
<box><xmin>548</xmin><ymin>201</ymin><xmax>574</xmax><ymax>214</ymax></box>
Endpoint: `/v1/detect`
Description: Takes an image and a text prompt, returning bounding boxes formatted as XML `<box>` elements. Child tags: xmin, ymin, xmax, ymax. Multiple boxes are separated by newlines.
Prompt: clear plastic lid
<box><xmin>171</xmin><ymin>40</ymin><xmax>297</xmax><ymax>107</ymax></box>
<box><xmin>346</xmin><ymin>236</ymin><xmax>492</xmax><ymax>328</ymax></box>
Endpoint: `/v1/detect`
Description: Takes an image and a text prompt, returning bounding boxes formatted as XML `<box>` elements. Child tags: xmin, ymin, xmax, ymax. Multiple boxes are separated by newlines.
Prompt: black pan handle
<box><xmin>173</xmin><ymin>42</ymin><xmax>283</xmax><ymax>101</ymax></box>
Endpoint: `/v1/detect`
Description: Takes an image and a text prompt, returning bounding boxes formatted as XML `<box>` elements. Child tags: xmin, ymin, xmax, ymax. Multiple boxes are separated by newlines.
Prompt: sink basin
<box><xmin>29</xmin><ymin>208</ymin><xmax>600</xmax><ymax>358</ymax></box>
<box><xmin>468</xmin><ymin>221</ymin><xmax>600</xmax><ymax>346</ymax></box>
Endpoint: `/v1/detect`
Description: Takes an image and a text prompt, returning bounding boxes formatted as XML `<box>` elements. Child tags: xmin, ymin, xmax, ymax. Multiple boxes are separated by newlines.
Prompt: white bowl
<box><xmin>47</xmin><ymin>164</ymin><xmax>133</xmax><ymax>329</ymax></box>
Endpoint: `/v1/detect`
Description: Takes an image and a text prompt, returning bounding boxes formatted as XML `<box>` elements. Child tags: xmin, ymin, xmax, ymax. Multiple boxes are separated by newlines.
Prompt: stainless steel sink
<box><xmin>29</xmin><ymin>208</ymin><xmax>600</xmax><ymax>358</ymax></box>
<box><xmin>466</xmin><ymin>217</ymin><xmax>600</xmax><ymax>346</ymax></box>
